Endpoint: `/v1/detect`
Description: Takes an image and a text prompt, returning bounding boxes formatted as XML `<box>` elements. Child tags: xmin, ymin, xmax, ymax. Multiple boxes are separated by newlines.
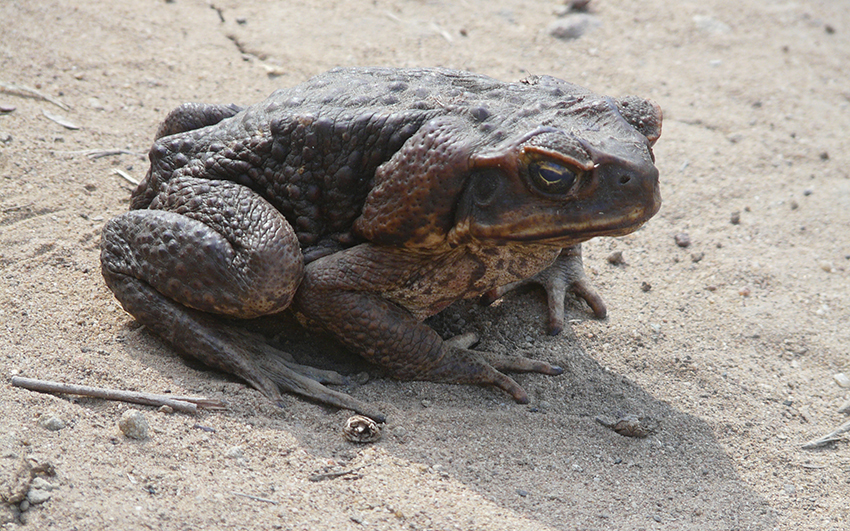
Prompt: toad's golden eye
<box><xmin>528</xmin><ymin>160</ymin><xmax>579</xmax><ymax>195</ymax></box>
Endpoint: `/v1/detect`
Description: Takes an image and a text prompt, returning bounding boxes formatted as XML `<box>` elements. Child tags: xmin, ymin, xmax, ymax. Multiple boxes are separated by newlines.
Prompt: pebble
<box><xmin>674</xmin><ymin>232</ymin><xmax>691</xmax><ymax>248</ymax></box>
<box><xmin>343</xmin><ymin>415</ymin><xmax>382</xmax><ymax>443</ymax></box>
<box><xmin>833</xmin><ymin>373</ymin><xmax>850</xmax><ymax>389</ymax></box>
<box><xmin>516</xmin><ymin>489</ymin><xmax>529</xmax><ymax>497</ymax></box>
<box><xmin>548</xmin><ymin>14</ymin><xmax>600</xmax><ymax>40</ymax></box>
<box><xmin>693</xmin><ymin>15</ymin><xmax>731</xmax><ymax>34</ymax></box>
<box><xmin>26</xmin><ymin>488</ymin><xmax>52</xmax><ymax>505</ymax></box>
<box><xmin>118</xmin><ymin>409</ymin><xmax>149</xmax><ymax>440</ymax></box>
<box><xmin>640</xmin><ymin>281</ymin><xmax>652</xmax><ymax>292</ymax></box>
<box><xmin>225</xmin><ymin>446</ymin><xmax>244</xmax><ymax>459</ymax></box>
<box><xmin>0</xmin><ymin>103</ymin><xmax>15</xmax><ymax>113</ymax></box>
<box><xmin>37</xmin><ymin>415</ymin><xmax>65</xmax><ymax>431</ymax></box>
<box><xmin>30</xmin><ymin>478</ymin><xmax>56</xmax><ymax>491</ymax></box>
<box><xmin>420</xmin><ymin>399</ymin><xmax>432</xmax><ymax>408</ymax></box>
<box><xmin>730</xmin><ymin>211</ymin><xmax>741</xmax><ymax>224</ymax></box>
<box><xmin>606</xmin><ymin>251</ymin><xmax>624</xmax><ymax>265</ymax></box>
<box><xmin>819</xmin><ymin>261</ymin><xmax>835</xmax><ymax>273</ymax></box>
<box><xmin>690</xmin><ymin>252</ymin><xmax>705</xmax><ymax>262</ymax></box>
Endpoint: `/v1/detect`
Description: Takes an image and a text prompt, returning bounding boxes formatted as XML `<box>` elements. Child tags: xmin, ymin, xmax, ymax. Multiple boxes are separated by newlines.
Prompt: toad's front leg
<box><xmin>294</xmin><ymin>247</ymin><xmax>563</xmax><ymax>403</ymax></box>
<box><xmin>483</xmin><ymin>245</ymin><xmax>607</xmax><ymax>335</ymax></box>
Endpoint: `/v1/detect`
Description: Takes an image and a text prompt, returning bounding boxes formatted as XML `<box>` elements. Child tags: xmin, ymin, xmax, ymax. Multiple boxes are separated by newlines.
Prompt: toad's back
<box><xmin>129</xmin><ymin>67</ymin><xmax>605</xmax><ymax>249</ymax></box>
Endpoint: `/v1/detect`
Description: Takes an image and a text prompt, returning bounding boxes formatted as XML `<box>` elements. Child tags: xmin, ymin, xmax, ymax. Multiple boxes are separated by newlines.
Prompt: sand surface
<box><xmin>1</xmin><ymin>0</ymin><xmax>849</xmax><ymax>529</ymax></box>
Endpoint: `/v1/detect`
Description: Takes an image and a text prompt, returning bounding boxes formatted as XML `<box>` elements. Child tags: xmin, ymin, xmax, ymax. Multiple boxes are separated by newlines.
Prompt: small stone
<box><xmin>730</xmin><ymin>211</ymin><xmax>741</xmax><ymax>224</ymax></box>
<box><xmin>819</xmin><ymin>261</ymin><xmax>835</xmax><ymax>273</ymax></box>
<box><xmin>606</xmin><ymin>251</ymin><xmax>624</xmax><ymax>265</ymax></box>
<box><xmin>118</xmin><ymin>409</ymin><xmax>149</xmax><ymax>440</ymax></box>
<box><xmin>30</xmin><ymin>478</ymin><xmax>56</xmax><ymax>491</ymax></box>
<box><xmin>833</xmin><ymin>373</ymin><xmax>850</xmax><ymax>389</ymax></box>
<box><xmin>343</xmin><ymin>415</ymin><xmax>381</xmax><ymax>443</ymax></box>
<box><xmin>157</xmin><ymin>405</ymin><xmax>174</xmax><ymax>414</ymax></box>
<box><xmin>19</xmin><ymin>500</ymin><xmax>29</xmax><ymax>512</ymax></box>
<box><xmin>538</xmin><ymin>401</ymin><xmax>551</xmax><ymax>410</ymax></box>
<box><xmin>0</xmin><ymin>104</ymin><xmax>15</xmax><ymax>113</ymax></box>
<box><xmin>595</xmin><ymin>414</ymin><xmax>657</xmax><ymax>438</ymax></box>
<box><xmin>690</xmin><ymin>252</ymin><xmax>705</xmax><ymax>263</ymax></box>
<box><xmin>819</xmin><ymin>151</ymin><xmax>829</xmax><ymax>161</ymax></box>
<box><xmin>738</xmin><ymin>287</ymin><xmax>751</xmax><ymax>297</ymax></box>
<box><xmin>674</xmin><ymin>232</ymin><xmax>691</xmax><ymax>248</ymax></box>
<box><xmin>37</xmin><ymin>415</ymin><xmax>65</xmax><ymax>431</ymax></box>
<box><xmin>693</xmin><ymin>15</ymin><xmax>731</xmax><ymax>34</ymax></box>
<box><xmin>784</xmin><ymin>483</ymin><xmax>796</xmax><ymax>495</ymax></box>
<box><xmin>803</xmin><ymin>189</ymin><xmax>813</xmax><ymax>196</ymax></box>
<box><xmin>26</xmin><ymin>488</ymin><xmax>52</xmax><ymax>505</ymax></box>
<box><xmin>789</xmin><ymin>200</ymin><xmax>799</xmax><ymax>210</ymax></box>
<box><xmin>640</xmin><ymin>281</ymin><xmax>652</xmax><ymax>292</ymax></box>
<box><xmin>548</xmin><ymin>14</ymin><xmax>600</xmax><ymax>40</ymax></box>
<box><xmin>225</xmin><ymin>446</ymin><xmax>244</xmax><ymax>459</ymax></box>
<box><xmin>420</xmin><ymin>399</ymin><xmax>432</xmax><ymax>408</ymax></box>
<box><xmin>516</xmin><ymin>489</ymin><xmax>529</xmax><ymax>497</ymax></box>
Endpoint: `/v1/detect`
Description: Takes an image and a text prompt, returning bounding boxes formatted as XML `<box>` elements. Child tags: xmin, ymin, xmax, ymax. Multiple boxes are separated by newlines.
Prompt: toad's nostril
<box><xmin>619</xmin><ymin>174</ymin><xmax>631</xmax><ymax>185</ymax></box>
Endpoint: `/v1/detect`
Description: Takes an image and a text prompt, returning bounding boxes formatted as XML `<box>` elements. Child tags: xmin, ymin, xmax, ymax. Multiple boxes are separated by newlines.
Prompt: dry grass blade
<box><xmin>0</xmin><ymin>81</ymin><xmax>70</xmax><ymax>111</ymax></box>
<box><xmin>801</xmin><ymin>418</ymin><xmax>850</xmax><ymax>450</ymax></box>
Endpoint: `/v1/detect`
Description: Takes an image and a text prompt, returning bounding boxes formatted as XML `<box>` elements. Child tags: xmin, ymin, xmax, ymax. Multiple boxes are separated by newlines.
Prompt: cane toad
<box><xmin>101</xmin><ymin>67</ymin><xmax>661</xmax><ymax>421</ymax></box>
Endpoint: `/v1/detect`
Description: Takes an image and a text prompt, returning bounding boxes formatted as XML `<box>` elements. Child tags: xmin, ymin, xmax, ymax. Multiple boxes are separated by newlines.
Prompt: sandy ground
<box><xmin>1</xmin><ymin>0</ymin><xmax>849</xmax><ymax>529</ymax></box>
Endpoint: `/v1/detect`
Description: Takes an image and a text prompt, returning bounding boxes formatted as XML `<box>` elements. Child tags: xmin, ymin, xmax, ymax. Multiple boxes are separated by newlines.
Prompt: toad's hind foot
<box><xmin>430</xmin><ymin>339</ymin><xmax>565</xmax><ymax>404</ymax></box>
<box><xmin>102</xmin><ymin>273</ymin><xmax>386</xmax><ymax>422</ymax></box>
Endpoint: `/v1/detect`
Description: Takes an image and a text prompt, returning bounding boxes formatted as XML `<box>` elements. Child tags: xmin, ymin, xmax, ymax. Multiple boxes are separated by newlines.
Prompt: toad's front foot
<box><xmin>483</xmin><ymin>245</ymin><xmax>606</xmax><ymax>335</ymax></box>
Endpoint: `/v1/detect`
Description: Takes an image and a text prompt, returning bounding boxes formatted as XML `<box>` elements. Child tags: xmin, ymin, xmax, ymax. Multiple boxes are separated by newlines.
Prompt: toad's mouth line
<box><xmin>469</xmin><ymin>205</ymin><xmax>658</xmax><ymax>245</ymax></box>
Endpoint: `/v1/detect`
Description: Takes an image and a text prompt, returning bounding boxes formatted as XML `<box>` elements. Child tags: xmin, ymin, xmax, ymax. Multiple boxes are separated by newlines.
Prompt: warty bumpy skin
<box><xmin>100</xmin><ymin>67</ymin><xmax>662</xmax><ymax>420</ymax></box>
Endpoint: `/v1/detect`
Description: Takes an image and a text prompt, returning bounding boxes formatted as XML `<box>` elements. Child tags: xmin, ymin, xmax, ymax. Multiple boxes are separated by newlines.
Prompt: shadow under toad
<box><xmin>124</xmin><ymin>289</ymin><xmax>777</xmax><ymax>531</ymax></box>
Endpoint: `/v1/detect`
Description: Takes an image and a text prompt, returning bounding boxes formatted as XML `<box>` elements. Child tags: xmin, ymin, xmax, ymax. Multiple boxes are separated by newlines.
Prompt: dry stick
<box><xmin>232</xmin><ymin>492</ymin><xmax>278</xmax><ymax>505</ymax></box>
<box><xmin>10</xmin><ymin>376</ymin><xmax>226</xmax><ymax>414</ymax></box>
<box><xmin>111</xmin><ymin>168</ymin><xmax>140</xmax><ymax>186</ymax></box>
<box><xmin>0</xmin><ymin>81</ymin><xmax>71</xmax><ymax>111</ymax></box>
<box><xmin>801</xmin><ymin>418</ymin><xmax>850</xmax><ymax>450</ymax></box>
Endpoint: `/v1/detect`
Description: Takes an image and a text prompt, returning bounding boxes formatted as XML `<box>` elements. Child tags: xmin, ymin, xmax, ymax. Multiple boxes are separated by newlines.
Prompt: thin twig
<box><xmin>308</xmin><ymin>466</ymin><xmax>365</xmax><ymax>482</ymax></box>
<box><xmin>0</xmin><ymin>81</ymin><xmax>70</xmax><ymax>111</ymax></box>
<box><xmin>52</xmin><ymin>148</ymin><xmax>145</xmax><ymax>158</ymax></box>
<box><xmin>801</xmin><ymin>418</ymin><xmax>850</xmax><ymax>450</ymax></box>
<box><xmin>232</xmin><ymin>492</ymin><xmax>278</xmax><ymax>505</ymax></box>
<box><xmin>10</xmin><ymin>376</ymin><xmax>226</xmax><ymax>414</ymax></box>
<box><xmin>111</xmin><ymin>168</ymin><xmax>140</xmax><ymax>186</ymax></box>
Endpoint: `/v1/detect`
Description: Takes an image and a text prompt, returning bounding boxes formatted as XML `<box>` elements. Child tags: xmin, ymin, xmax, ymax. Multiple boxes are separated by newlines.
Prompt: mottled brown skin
<box><xmin>101</xmin><ymin>67</ymin><xmax>662</xmax><ymax>421</ymax></box>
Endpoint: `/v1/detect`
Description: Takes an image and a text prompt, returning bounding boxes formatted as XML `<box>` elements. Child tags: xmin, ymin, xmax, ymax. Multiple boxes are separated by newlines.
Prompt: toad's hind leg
<box><xmin>101</xmin><ymin>177</ymin><xmax>385</xmax><ymax>421</ymax></box>
<box><xmin>154</xmin><ymin>102</ymin><xmax>243</xmax><ymax>139</ymax></box>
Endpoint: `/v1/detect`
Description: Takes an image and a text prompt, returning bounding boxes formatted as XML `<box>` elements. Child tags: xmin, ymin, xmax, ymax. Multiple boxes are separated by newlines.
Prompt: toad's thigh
<box><xmin>101</xmin><ymin>178</ymin><xmax>302</xmax><ymax>318</ymax></box>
